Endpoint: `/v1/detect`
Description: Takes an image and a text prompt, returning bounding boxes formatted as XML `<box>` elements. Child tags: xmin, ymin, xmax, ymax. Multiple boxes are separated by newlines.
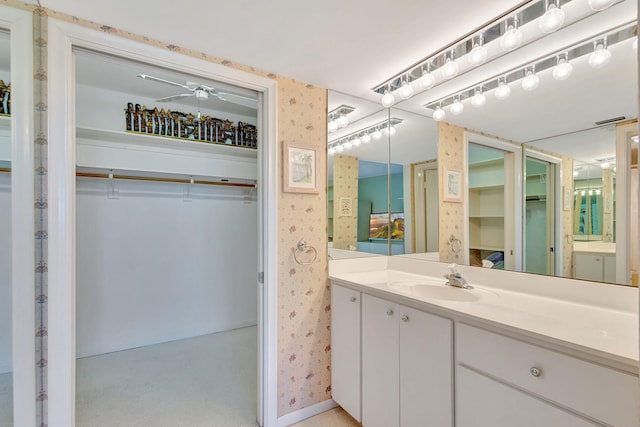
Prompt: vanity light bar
<box><xmin>424</xmin><ymin>22</ymin><xmax>636</xmax><ymax>111</ymax></box>
<box><xmin>372</xmin><ymin>0</ymin><xmax>623</xmax><ymax>105</ymax></box>
<box><xmin>328</xmin><ymin>117</ymin><xmax>404</xmax><ymax>149</ymax></box>
<box><xmin>328</xmin><ymin>104</ymin><xmax>356</xmax><ymax>133</ymax></box>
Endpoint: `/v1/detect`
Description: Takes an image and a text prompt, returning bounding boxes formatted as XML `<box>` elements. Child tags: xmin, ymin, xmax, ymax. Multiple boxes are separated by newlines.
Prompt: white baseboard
<box><xmin>276</xmin><ymin>399</ymin><xmax>338</xmax><ymax>427</ymax></box>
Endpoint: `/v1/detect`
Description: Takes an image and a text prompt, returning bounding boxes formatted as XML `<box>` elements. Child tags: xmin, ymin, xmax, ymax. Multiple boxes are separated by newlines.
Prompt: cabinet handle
<box><xmin>530</xmin><ymin>367</ymin><xmax>542</xmax><ymax>377</ymax></box>
<box><xmin>401</xmin><ymin>315</ymin><xmax>409</xmax><ymax>322</ymax></box>
<box><xmin>349</xmin><ymin>296</ymin><xmax>357</xmax><ymax>303</ymax></box>
<box><xmin>386</xmin><ymin>309</ymin><xmax>394</xmax><ymax>316</ymax></box>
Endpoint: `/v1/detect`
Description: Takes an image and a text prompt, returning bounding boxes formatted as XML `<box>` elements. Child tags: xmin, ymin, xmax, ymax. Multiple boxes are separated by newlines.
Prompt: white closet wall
<box><xmin>0</xmin><ymin>173</ymin><xmax>11</xmax><ymax>373</ymax></box>
<box><xmin>75</xmin><ymin>177</ymin><xmax>258</xmax><ymax>358</ymax></box>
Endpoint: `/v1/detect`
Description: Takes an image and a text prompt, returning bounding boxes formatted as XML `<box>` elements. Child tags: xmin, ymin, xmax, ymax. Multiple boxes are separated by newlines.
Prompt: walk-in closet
<box><xmin>74</xmin><ymin>49</ymin><xmax>260</xmax><ymax>426</ymax></box>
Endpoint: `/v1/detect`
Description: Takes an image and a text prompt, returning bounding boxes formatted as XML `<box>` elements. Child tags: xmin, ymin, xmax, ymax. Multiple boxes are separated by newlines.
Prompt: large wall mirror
<box><xmin>327</xmin><ymin>0</ymin><xmax>638</xmax><ymax>288</ymax></box>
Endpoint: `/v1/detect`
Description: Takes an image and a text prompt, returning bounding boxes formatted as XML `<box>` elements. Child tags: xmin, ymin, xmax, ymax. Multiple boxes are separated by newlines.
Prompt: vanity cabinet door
<box><xmin>362</xmin><ymin>294</ymin><xmax>399</xmax><ymax>427</ymax></box>
<box><xmin>399</xmin><ymin>306</ymin><xmax>453</xmax><ymax>427</ymax></box>
<box><xmin>331</xmin><ymin>284</ymin><xmax>362</xmax><ymax>422</ymax></box>
<box><xmin>457</xmin><ymin>366</ymin><xmax>598</xmax><ymax>427</ymax></box>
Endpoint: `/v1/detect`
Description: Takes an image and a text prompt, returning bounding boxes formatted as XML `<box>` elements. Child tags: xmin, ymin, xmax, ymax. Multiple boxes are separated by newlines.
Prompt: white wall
<box><xmin>75</xmin><ymin>177</ymin><xmax>257</xmax><ymax>358</ymax></box>
<box><xmin>0</xmin><ymin>172</ymin><xmax>10</xmax><ymax>373</ymax></box>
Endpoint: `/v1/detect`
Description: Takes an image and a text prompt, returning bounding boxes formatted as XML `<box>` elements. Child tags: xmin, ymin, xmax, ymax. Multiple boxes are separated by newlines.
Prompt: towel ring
<box><xmin>294</xmin><ymin>239</ymin><xmax>318</xmax><ymax>265</ymax></box>
<box><xmin>449</xmin><ymin>235</ymin><xmax>462</xmax><ymax>254</ymax></box>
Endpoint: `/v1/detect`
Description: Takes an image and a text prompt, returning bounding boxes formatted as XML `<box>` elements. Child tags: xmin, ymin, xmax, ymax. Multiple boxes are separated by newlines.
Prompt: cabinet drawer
<box><xmin>456</xmin><ymin>323</ymin><xmax>639</xmax><ymax>427</ymax></box>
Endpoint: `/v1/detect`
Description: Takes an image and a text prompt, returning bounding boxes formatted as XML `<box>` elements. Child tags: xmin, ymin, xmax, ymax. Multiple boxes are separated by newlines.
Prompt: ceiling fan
<box><xmin>137</xmin><ymin>74</ymin><xmax>257</xmax><ymax>109</ymax></box>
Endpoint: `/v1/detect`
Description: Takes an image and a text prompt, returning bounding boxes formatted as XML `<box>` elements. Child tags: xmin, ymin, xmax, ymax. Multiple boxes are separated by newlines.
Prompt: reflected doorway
<box><xmin>524</xmin><ymin>157</ymin><xmax>555</xmax><ymax>275</ymax></box>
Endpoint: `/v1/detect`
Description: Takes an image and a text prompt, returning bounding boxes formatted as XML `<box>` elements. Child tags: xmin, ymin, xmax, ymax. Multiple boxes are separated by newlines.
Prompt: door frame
<box><xmin>47</xmin><ymin>19</ymin><xmax>278</xmax><ymax>427</ymax></box>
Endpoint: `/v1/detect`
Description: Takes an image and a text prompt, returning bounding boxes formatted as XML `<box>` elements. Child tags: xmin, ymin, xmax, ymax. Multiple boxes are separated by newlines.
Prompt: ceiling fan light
<box><xmin>432</xmin><ymin>105</ymin><xmax>446</xmax><ymax>122</ymax></box>
<box><xmin>588</xmin><ymin>0</ymin><xmax>616</xmax><ymax>11</ymax></box>
<box><xmin>588</xmin><ymin>43</ymin><xmax>611</xmax><ymax>69</ymax></box>
<box><xmin>381</xmin><ymin>90</ymin><xmax>395</xmax><ymax>108</ymax></box>
<box><xmin>398</xmin><ymin>80</ymin><xmax>414</xmax><ymax>100</ymax></box>
<box><xmin>553</xmin><ymin>56</ymin><xmax>573</xmax><ymax>80</ymax></box>
<box><xmin>538</xmin><ymin>3</ymin><xmax>565</xmax><ymax>34</ymax></box>
<box><xmin>471</xmin><ymin>89</ymin><xmax>486</xmax><ymax>107</ymax></box>
<box><xmin>328</xmin><ymin>120</ymin><xmax>338</xmax><ymax>133</ymax></box>
<box><xmin>500</xmin><ymin>25</ymin><xmax>523</xmax><ymax>52</ymax></box>
<box><xmin>419</xmin><ymin>70</ymin><xmax>435</xmax><ymax>89</ymax></box>
<box><xmin>362</xmin><ymin>134</ymin><xmax>372</xmax><ymax>144</ymax></box>
<box><xmin>450</xmin><ymin>98</ymin><xmax>464</xmax><ymax>115</ymax></box>
<box><xmin>495</xmin><ymin>79</ymin><xmax>511</xmax><ymax>100</ymax></box>
<box><xmin>467</xmin><ymin>43</ymin><xmax>488</xmax><ymax>67</ymax></box>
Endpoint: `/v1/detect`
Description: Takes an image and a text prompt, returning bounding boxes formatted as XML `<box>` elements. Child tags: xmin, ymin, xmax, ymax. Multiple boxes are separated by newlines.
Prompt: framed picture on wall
<box><xmin>283</xmin><ymin>142</ymin><xmax>319</xmax><ymax>193</ymax></box>
<box><xmin>443</xmin><ymin>167</ymin><xmax>462</xmax><ymax>202</ymax></box>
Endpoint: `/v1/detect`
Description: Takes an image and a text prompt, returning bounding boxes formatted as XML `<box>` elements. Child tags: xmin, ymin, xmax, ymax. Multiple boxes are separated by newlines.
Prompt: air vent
<box><xmin>594</xmin><ymin>116</ymin><xmax>626</xmax><ymax>126</ymax></box>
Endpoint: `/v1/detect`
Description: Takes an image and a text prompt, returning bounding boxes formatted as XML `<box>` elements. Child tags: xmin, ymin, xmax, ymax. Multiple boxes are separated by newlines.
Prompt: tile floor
<box><xmin>288</xmin><ymin>407</ymin><xmax>360</xmax><ymax>427</ymax></box>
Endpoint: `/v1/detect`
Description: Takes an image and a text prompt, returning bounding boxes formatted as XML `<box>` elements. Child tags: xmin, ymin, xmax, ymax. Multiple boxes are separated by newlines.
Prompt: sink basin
<box><xmin>389</xmin><ymin>281</ymin><xmax>490</xmax><ymax>302</ymax></box>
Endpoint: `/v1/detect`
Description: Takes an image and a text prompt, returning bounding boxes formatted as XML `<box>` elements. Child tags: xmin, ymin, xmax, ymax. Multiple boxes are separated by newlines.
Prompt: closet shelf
<box><xmin>469</xmin><ymin>244</ymin><xmax>504</xmax><ymax>251</ymax></box>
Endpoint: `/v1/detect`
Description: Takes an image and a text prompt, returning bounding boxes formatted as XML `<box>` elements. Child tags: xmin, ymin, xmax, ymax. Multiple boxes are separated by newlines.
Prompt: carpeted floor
<box><xmin>0</xmin><ymin>372</ymin><xmax>12</xmax><ymax>427</ymax></box>
<box><xmin>76</xmin><ymin>326</ymin><xmax>258</xmax><ymax>427</ymax></box>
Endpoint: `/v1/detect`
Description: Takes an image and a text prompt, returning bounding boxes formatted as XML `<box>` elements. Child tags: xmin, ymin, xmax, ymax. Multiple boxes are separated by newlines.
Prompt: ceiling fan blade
<box><xmin>138</xmin><ymin>74</ymin><xmax>194</xmax><ymax>91</ymax></box>
<box><xmin>213</xmin><ymin>91</ymin><xmax>258</xmax><ymax>109</ymax></box>
<box><xmin>155</xmin><ymin>93</ymin><xmax>195</xmax><ymax>103</ymax></box>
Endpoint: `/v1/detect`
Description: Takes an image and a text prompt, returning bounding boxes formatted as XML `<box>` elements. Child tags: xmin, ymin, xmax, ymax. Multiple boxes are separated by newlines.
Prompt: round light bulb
<box><xmin>381</xmin><ymin>90</ymin><xmax>395</xmax><ymax>108</ymax></box>
<box><xmin>352</xmin><ymin>137</ymin><xmax>361</xmax><ymax>147</ymax></box>
<box><xmin>398</xmin><ymin>81</ymin><xmax>414</xmax><ymax>100</ymax></box>
<box><xmin>419</xmin><ymin>70</ymin><xmax>435</xmax><ymax>89</ymax></box>
<box><xmin>589</xmin><ymin>189</ymin><xmax>593</xmax><ymax>195</ymax></box>
<box><xmin>450</xmin><ymin>98</ymin><xmax>464</xmax><ymax>115</ymax></box>
<box><xmin>372</xmin><ymin>129</ymin><xmax>382</xmax><ymax>140</ymax></box>
<box><xmin>495</xmin><ymin>81</ymin><xmax>511</xmax><ymax>100</ymax></box>
<box><xmin>389</xmin><ymin>126</ymin><xmax>396</xmax><ymax>136</ymax></box>
<box><xmin>596</xmin><ymin>189</ymin><xmax>601</xmax><ymax>195</ymax></box>
<box><xmin>343</xmin><ymin>141</ymin><xmax>353</xmax><ymax>150</ymax></box>
<box><xmin>336</xmin><ymin>114</ymin><xmax>349</xmax><ymax>128</ymax></box>
<box><xmin>361</xmin><ymin>134</ymin><xmax>371</xmax><ymax>144</ymax></box>
<box><xmin>521</xmin><ymin>71</ymin><xmax>540</xmax><ymax>91</ymax></box>
<box><xmin>552</xmin><ymin>58</ymin><xmax>573</xmax><ymax>80</ymax></box>
<box><xmin>432</xmin><ymin>106</ymin><xmax>446</xmax><ymax>122</ymax></box>
<box><xmin>573</xmin><ymin>170</ymin><xmax>579</xmax><ymax>177</ymax></box>
<box><xmin>442</xmin><ymin>58</ymin><xmax>459</xmax><ymax>79</ymax></box>
<box><xmin>538</xmin><ymin>4</ymin><xmax>565</xmax><ymax>34</ymax></box>
<box><xmin>600</xmin><ymin>161</ymin><xmax>611</xmax><ymax>169</ymax></box>
<box><xmin>328</xmin><ymin>120</ymin><xmax>338</xmax><ymax>133</ymax></box>
<box><xmin>500</xmin><ymin>26</ymin><xmax>523</xmax><ymax>52</ymax></box>
<box><xmin>581</xmin><ymin>190</ymin><xmax>586</xmax><ymax>196</ymax></box>
<box><xmin>467</xmin><ymin>44</ymin><xmax>488</xmax><ymax>67</ymax></box>
<box><xmin>328</xmin><ymin>147</ymin><xmax>336</xmax><ymax>156</ymax></box>
<box><xmin>335</xmin><ymin>144</ymin><xmax>344</xmax><ymax>153</ymax></box>
<box><xmin>588</xmin><ymin>44</ymin><xmax>611</xmax><ymax>69</ymax></box>
<box><xmin>471</xmin><ymin>90</ymin><xmax>486</xmax><ymax>107</ymax></box>
<box><xmin>588</xmin><ymin>0</ymin><xmax>616</xmax><ymax>11</ymax></box>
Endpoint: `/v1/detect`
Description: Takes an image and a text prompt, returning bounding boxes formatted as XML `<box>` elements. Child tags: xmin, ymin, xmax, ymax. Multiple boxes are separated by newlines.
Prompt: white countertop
<box><xmin>330</xmin><ymin>257</ymin><xmax>639</xmax><ymax>371</ymax></box>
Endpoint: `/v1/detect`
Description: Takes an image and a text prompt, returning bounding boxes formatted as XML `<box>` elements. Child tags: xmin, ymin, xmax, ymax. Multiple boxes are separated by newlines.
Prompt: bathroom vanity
<box><xmin>330</xmin><ymin>257</ymin><xmax>639</xmax><ymax>427</ymax></box>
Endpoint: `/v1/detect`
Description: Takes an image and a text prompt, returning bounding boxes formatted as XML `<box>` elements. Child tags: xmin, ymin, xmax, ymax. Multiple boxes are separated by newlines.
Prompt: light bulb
<box><xmin>553</xmin><ymin>56</ymin><xmax>573</xmax><ymax>80</ymax></box>
<box><xmin>581</xmin><ymin>190</ymin><xmax>586</xmax><ymax>196</ymax></box>
<box><xmin>632</xmin><ymin>135</ymin><xmax>639</xmax><ymax>143</ymax></box>
<box><xmin>442</xmin><ymin>58</ymin><xmax>459</xmax><ymax>79</ymax></box>
<box><xmin>335</xmin><ymin>144</ymin><xmax>344</xmax><ymax>153</ymax></box>
<box><xmin>343</xmin><ymin>141</ymin><xmax>353</xmax><ymax>150</ymax></box>
<box><xmin>573</xmin><ymin>170</ymin><xmax>579</xmax><ymax>177</ymax></box>
<box><xmin>398</xmin><ymin>80</ymin><xmax>414</xmax><ymax>100</ymax></box>
<box><xmin>589</xmin><ymin>43</ymin><xmax>611</xmax><ymax>69</ymax></box>
<box><xmin>521</xmin><ymin>69</ymin><xmax>540</xmax><ymax>91</ymax></box>
<box><xmin>328</xmin><ymin>147</ymin><xmax>336</xmax><ymax>156</ymax></box>
<box><xmin>352</xmin><ymin>137</ymin><xmax>361</xmax><ymax>147</ymax></box>
<box><xmin>388</xmin><ymin>126</ymin><xmax>397</xmax><ymax>136</ymax></box>
<box><xmin>538</xmin><ymin>3</ymin><xmax>565</xmax><ymax>34</ymax></box>
<box><xmin>381</xmin><ymin>90</ymin><xmax>395</xmax><ymax>108</ymax></box>
<box><xmin>500</xmin><ymin>25</ymin><xmax>523</xmax><ymax>52</ymax></box>
<box><xmin>600</xmin><ymin>161</ymin><xmax>611</xmax><ymax>169</ymax></box>
<box><xmin>432</xmin><ymin>106</ymin><xmax>446</xmax><ymax>122</ymax></box>
<box><xmin>467</xmin><ymin>43</ymin><xmax>488</xmax><ymax>67</ymax></box>
<box><xmin>589</xmin><ymin>189</ymin><xmax>593</xmax><ymax>195</ymax></box>
<box><xmin>588</xmin><ymin>0</ymin><xmax>615</xmax><ymax>11</ymax></box>
<box><xmin>596</xmin><ymin>189</ymin><xmax>601</xmax><ymax>195</ymax></box>
<box><xmin>362</xmin><ymin>134</ymin><xmax>371</xmax><ymax>144</ymax></box>
<box><xmin>336</xmin><ymin>114</ymin><xmax>349</xmax><ymax>128</ymax></box>
<box><xmin>328</xmin><ymin>120</ymin><xmax>338</xmax><ymax>133</ymax></box>
<box><xmin>372</xmin><ymin>129</ymin><xmax>382</xmax><ymax>140</ymax></box>
<box><xmin>450</xmin><ymin>98</ymin><xmax>464</xmax><ymax>115</ymax></box>
<box><xmin>495</xmin><ymin>79</ymin><xmax>511</xmax><ymax>100</ymax></box>
<box><xmin>419</xmin><ymin>70</ymin><xmax>435</xmax><ymax>89</ymax></box>
<box><xmin>471</xmin><ymin>89</ymin><xmax>486</xmax><ymax>107</ymax></box>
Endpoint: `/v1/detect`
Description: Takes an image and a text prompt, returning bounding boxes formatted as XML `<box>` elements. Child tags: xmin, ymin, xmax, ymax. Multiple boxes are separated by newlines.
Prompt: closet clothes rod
<box><xmin>0</xmin><ymin>167</ymin><xmax>10</xmax><ymax>173</ymax></box>
<box><xmin>76</xmin><ymin>172</ymin><xmax>256</xmax><ymax>188</ymax></box>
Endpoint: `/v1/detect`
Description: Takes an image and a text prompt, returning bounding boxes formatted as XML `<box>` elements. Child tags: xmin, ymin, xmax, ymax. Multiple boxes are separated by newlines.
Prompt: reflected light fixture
<box><xmin>335</xmin><ymin>144</ymin><xmax>344</xmax><ymax>153</ymax></box>
<box><xmin>343</xmin><ymin>141</ymin><xmax>353</xmax><ymax>150</ymax></box>
<box><xmin>538</xmin><ymin>0</ymin><xmax>565</xmax><ymax>34</ymax></box>
<box><xmin>362</xmin><ymin>134</ymin><xmax>372</xmax><ymax>144</ymax></box>
<box><xmin>328</xmin><ymin>147</ymin><xmax>336</xmax><ymax>156</ymax></box>
<box><xmin>552</xmin><ymin>53</ymin><xmax>573</xmax><ymax>80</ymax></box>
<box><xmin>384</xmin><ymin>126</ymin><xmax>397</xmax><ymax>136</ymax></box>
<box><xmin>471</xmin><ymin>87</ymin><xmax>486</xmax><ymax>107</ymax></box>
<box><xmin>467</xmin><ymin>35</ymin><xmax>488</xmax><ymax>67</ymax></box>
<box><xmin>495</xmin><ymin>77</ymin><xmax>511</xmax><ymax>100</ymax></box>
<box><xmin>588</xmin><ymin>38</ymin><xmax>611</xmax><ymax>68</ymax></box>
<box><xmin>521</xmin><ymin>66</ymin><xmax>540</xmax><ymax>91</ymax></box>
<box><xmin>381</xmin><ymin>89</ymin><xmax>395</xmax><ymax>108</ymax></box>
<box><xmin>432</xmin><ymin>104</ymin><xmax>446</xmax><ymax>122</ymax></box>
<box><xmin>573</xmin><ymin>170</ymin><xmax>579</xmax><ymax>177</ymax></box>
<box><xmin>398</xmin><ymin>78</ymin><xmax>414</xmax><ymax>100</ymax></box>
<box><xmin>600</xmin><ymin>160</ymin><xmax>611</xmax><ymax>169</ymax></box>
<box><xmin>450</xmin><ymin>96</ymin><xmax>464</xmax><ymax>115</ymax></box>
<box><xmin>352</xmin><ymin>136</ymin><xmax>362</xmax><ymax>147</ymax></box>
<box><xmin>372</xmin><ymin>128</ymin><xmax>382</xmax><ymax>140</ymax></box>
<box><xmin>336</xmin><ymin>114</ymin><xmax>349</xmax><ymax>128</ymax></box>
<box><xmin>632</xmin><ymin>135</ymin><xmax>639</xmax><ymax>143</ymax></box>
<box><xmin>328</xmin><ymin>119</ymin><xmax>338</xmax><ymax>133</ymax></box>
<box><xmin>500</xmin><ymin>16</ymin><xmax>523</xmax><ymax>52</ymax></box>
<box><xmin>442</xmin><ymin>49</ymin><xmax>459</xmax><ymax>79</ymax></box>
<box><xmin>419</xmin><ymin>64</ymin><xmax>435</xmax><ymax>89</ymax></box>
<box><xmin>581</xmin><ymin>190</ymin><xmax>586</xmax><ymax>196</ymax></box>
<box><xmin>588</xmin><ymin>0</ymin><xmax>616</xmax><ymax>11</ymax></box>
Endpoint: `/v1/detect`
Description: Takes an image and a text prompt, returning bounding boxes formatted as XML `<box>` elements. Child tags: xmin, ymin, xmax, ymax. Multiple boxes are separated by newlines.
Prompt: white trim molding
<box><xmin>276</xmin><ymin>399</ymin><xmax>338</xmax><ymax>427</ymax></box>
<box><xmin>0</xmin><ymin>5</ymin><xmax>36</xmax><ymax>426</ymax></box>
<box><xmin>46</xmin><ymin>18</ymin><xmax>278</xmax><ymax>427</ymax></box>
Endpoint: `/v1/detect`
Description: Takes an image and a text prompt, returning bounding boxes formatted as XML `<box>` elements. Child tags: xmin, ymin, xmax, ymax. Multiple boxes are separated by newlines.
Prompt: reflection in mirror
<box><xmin>328</xmin><ymin>91</ymin><xmax>389</xmax><ymax>259</ymax></box>
<box><xmin>0</xmin><ymin>28</ymin><xmax>12</xmax><ymax>425</ymax></box>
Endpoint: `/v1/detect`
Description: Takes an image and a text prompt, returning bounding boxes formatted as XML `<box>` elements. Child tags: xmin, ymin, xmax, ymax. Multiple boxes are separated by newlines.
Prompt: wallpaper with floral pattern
<box><xmin>331</xmin><ymin>154</ymin><xmax>358</xmax><ymax>250</ymax></box>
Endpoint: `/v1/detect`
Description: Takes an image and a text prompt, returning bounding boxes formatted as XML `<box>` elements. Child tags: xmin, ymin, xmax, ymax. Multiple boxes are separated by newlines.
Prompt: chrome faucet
<box><xmin>444</xmin><ymin>263</ymin><xmax>472</xmax><ymax>289</ymax></box>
